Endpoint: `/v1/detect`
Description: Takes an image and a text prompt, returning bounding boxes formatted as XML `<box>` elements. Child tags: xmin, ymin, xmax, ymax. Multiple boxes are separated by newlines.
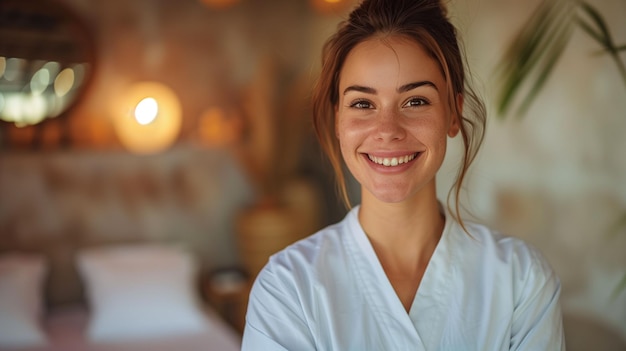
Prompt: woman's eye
<box><xmin>404</xmin><ymin>98</ymin><xmax>429</xmax><ymax>107</ymax></box>
<box><xmin>350</xmin><ymin>100</ymin><xmax>373</xmax><ymax>109</ymax></box>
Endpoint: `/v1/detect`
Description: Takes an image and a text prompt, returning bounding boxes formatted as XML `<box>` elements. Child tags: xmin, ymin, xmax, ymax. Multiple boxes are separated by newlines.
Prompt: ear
<box><xmin>448</xmin><ymin>93</ymin><xmax>462</xmax><ymax>138</ymax></box>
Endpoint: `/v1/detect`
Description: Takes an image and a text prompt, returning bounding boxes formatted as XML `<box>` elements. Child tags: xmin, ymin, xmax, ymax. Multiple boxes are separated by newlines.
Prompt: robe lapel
<box><xmin>408</xmin><ymin>214</ymin><xmax>456</xmax><ymax>349</ymax></box>
<box><xmin>345</xmin><ymin>208</ymin><xmax>427</xmax><ymax>350</ymax></box>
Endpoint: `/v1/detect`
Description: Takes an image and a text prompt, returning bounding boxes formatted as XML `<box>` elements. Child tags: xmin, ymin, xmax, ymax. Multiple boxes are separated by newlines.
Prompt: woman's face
<box><xmin>335</xmin><ymin>36</ymin><xmax>460</xmax><ymax>204</ymax></box>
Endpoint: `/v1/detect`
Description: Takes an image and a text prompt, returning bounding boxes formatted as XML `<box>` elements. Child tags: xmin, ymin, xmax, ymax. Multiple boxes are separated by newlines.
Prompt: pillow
<box><xmin>77</xmin><ymin>244</ymin><xmax>209</xmax><ymax>343</ymax></box>
<box><xmin>0</xmin><ymin>253</ymin><xmax>48</xmax><ymax>348</ymax></box>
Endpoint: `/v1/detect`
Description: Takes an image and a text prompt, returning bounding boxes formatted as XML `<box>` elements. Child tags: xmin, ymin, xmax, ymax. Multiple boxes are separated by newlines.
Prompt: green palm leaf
<box><xmin>496</xmin><ymin>0</ymin><xmax>576</xmax><ymax>117</ymax></box>
<box><xmin>496</xmin><ymin>0</ymin><xmax>626</xmax><ymax>117</ymax></box>
<box><xmin>577</xmin><ymin>1</ymin><xmax>626</xmax><ymax>86</ymax></box>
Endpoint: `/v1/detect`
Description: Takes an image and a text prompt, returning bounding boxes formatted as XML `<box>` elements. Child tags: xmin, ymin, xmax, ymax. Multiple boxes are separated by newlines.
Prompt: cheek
<box><xmin>336</xmin><ymin>114</ymin><xmax>354</xmax><ymax>140</ymax></box>
<box><xmin>337</xmin><ymin>118</ymin><xmax>371</xmax><ymax>149</ymax></box>
<box><xmin>412</xmin><ymin>118</ymin><xmax>450</xmax><ymax>150</ymax></box>
<box><xmin>336</xmin><ymin>117</ymin><xmax>367</xmax><ymax>162</ymax></box>
<box><xmin>336</xmin><ymin>121</ymin><xmax>354</xmax><ymax>156</ymax></box>
<box><xmin>433</xmin><ymin>122</ymin><xmax>451</xmax><ymax>159</ymax></box>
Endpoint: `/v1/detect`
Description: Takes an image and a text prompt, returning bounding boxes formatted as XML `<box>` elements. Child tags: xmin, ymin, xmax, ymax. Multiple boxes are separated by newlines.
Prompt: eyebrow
<box><xmin>342</xmin><ymin>81</ymin><xmax>438</xmax><ymax>95</ymax></box>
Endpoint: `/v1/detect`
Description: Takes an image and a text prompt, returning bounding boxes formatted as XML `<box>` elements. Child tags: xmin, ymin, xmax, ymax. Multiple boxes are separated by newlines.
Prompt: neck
<box><xmin>358</xmin><ymin>184</ymin><xmax>444</xmax><ymax>266</ymax></box>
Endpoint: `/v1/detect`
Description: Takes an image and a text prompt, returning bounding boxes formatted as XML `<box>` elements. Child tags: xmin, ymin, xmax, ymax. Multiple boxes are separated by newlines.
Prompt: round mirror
<box><xmin>0</xmin><ymin>0</ymin><xmax>95</xmax><ymax>147</ymax></box>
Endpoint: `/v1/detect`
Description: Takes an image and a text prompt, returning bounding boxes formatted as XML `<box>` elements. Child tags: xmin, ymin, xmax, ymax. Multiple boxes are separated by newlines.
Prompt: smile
<box><xmin>367</xmin><ymin>153</ymin><xmax>418</xmax><ymax>167</ymax></box>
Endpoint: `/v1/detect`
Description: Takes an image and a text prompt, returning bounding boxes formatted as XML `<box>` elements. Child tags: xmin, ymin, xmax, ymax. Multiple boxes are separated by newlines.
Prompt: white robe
<box><xmin>242</xmin><ymin>206</ymin><xmax>565</xmax><ymax>350</ymax></box>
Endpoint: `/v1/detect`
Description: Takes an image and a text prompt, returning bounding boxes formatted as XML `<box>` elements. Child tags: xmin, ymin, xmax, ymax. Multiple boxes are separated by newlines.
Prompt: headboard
<box><xmin>0</xmin><ymin>147</ymin><xmax>255</xmax><ymax>307</ymax></box>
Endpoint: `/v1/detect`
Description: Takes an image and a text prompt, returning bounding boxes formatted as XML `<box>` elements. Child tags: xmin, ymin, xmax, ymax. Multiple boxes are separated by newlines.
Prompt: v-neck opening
<box><xmin>345</xmin><ymin>205</ymin><xmax>455</xmax><ymax>349</ymax></box>
<box><xmin>408</xmin><ymin>207</ymin><xmax>456</xmax><ymax>348</ymax></box>
<box><xmin>408</xmin><ymin>209</ymin><xmax>451</xmax><ymax>313</ymax></box>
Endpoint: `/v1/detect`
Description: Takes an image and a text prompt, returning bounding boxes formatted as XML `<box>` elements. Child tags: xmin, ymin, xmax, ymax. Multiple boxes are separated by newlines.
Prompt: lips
<box><xmin>367</xmin><ymin>153</ymin><xmax>419</xmax><ymax>167</ymax></box>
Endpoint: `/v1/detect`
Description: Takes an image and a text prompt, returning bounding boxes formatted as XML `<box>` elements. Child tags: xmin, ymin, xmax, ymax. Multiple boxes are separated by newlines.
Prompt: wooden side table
<box><xmin>203</xmin><ymin>269</ymin><xmax>251</xmax><ymax>334</ymax></box>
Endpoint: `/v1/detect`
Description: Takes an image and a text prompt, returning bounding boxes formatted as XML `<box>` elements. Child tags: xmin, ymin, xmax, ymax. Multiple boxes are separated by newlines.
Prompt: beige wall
<box><xmin>440</xmin><ymin>0</ymin><xmax>626</xmax><ymax>348</ymax></box>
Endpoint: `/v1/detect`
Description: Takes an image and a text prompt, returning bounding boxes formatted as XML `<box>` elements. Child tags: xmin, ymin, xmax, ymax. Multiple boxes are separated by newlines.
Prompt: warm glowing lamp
<box><xmin>200</xmin><ymin>0</ymin><xmax>239</xmax><ymax>10</ymax></box>
<box><xmin>113</xmin><ymin>81</ymin><xmax>182</xmax><ymax>154</ymax></box>
<box><xmin>310</xmin><ymin>0</ymin><xmax>353</xmax><ymax>15</ymax></box>
<box><xmin>134</xmin><ymin>97</ymin><xmax>158</xmax><ymax>125</ymax></box>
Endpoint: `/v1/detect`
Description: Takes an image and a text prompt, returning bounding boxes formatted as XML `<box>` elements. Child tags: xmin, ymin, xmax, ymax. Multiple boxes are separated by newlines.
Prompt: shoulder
<box><xmin>443</xmin><ymin>218</ymin><xmax>565</xmax><ymax>348</ymax></box>
<box><xmin>249</xmin><ymin>207</ymin><xmax>356</xmax><ymax>295</ymax></box>
<box><xmin>258</xmin><ymin>218</ymin><xmax>347</xmax><ymax>285</ymax></box>
<box><xmin>454</xmin><ymin>219</ymin><xmax>560</xmax><ymax>297</ymax></box>
<box><xmin>243</xmin><ymin>222</ymin><xmax>349</xmax><ymax>350</ymax></box>
<box><xmin>462</xmin><ymin>220</ymin><xmax>549</xmax><ymax>264</ymax></box>
<box><xmin>245</xmin><ymin>216</ymin><xmax>352</xmax><ymax>339</ymax></box>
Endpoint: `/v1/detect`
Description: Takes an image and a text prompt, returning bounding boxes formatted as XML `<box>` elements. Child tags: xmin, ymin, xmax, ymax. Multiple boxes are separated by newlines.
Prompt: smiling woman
<box><xmin>336</xmin><ymin>36</ymin><xmax>458</xmax><ymax>207</ymax></box>
<box><xmin>0</xmin><ymin>0</ymin><xmax>95</xmax><ymax>149</ymax></box>
<box><xmin>241</xmin><ymin>1</ymin><xmax>566</xmax><ymax>350</ymax></box>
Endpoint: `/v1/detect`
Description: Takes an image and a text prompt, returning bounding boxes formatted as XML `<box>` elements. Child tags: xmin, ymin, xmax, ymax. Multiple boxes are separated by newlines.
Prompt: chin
<box><xmin>364</xmin><ymin>179</ymin><xmax>436</xmax><ymax>205</ymax></box>
<box><xmin>367</xmin><ymin>189</ymin><xmax>413</xmax><ymax>204</ymax></box>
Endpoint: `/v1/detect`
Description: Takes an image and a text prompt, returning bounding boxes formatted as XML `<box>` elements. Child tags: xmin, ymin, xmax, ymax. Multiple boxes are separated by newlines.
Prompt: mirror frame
<box><xmin>0</xmin><ymin>0</ymin><xmax>97</xmax><ymax>150</ymax></box>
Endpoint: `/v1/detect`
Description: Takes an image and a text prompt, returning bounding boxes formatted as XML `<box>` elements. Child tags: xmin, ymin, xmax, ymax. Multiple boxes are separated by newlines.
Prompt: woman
<box><xmin>242</xmin><ymin>0</ymin><xmax>565</xmax><ymax>349</ymax></box>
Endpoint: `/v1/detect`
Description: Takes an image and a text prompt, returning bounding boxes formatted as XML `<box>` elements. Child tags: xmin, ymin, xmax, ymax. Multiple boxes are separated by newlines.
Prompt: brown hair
<box><xmin>311</xmin><ymin>0</ymin><xmax>486</xmax><ymax>225</ymax></box>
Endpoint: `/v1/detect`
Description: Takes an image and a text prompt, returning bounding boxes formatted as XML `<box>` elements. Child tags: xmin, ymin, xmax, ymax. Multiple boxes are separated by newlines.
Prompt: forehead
<box><xmin>339</xmin><ymin>36</ymin><xmax>444</xmax><ymax>89</ymax></box>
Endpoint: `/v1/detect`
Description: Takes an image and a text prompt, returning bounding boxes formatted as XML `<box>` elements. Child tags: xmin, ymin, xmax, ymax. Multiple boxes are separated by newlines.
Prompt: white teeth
<box><xmin>368</xmin><ymin>153</ymin><xmax>417</xmax><ymax>167</ymax></box>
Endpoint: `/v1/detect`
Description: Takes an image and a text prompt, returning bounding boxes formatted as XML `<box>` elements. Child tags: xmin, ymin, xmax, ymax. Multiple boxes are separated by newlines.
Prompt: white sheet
<box><xmin>0</xmin><ymin>305</ymin><xmax>241</xmax><ymax>351</ymax></box>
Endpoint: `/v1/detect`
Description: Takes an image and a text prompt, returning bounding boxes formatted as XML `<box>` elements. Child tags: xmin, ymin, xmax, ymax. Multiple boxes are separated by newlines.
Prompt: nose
<box><xmin>374</xmin><ymin>109</ymin><xmax>406</xmax><ymax>141</ymax></box>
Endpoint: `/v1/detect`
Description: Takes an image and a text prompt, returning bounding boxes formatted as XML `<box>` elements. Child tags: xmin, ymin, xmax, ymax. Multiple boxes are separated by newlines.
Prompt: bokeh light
<box><xmin>134</xmin><ymin>97</ymin><xmax>159</xmax><ymax>125</ymax></box>
<box><xmin>112</xmin><ymin>81</ymin><xmax>182</xmax><ymax>154</ymax></box>
<box><xmin>54</xmin><ymin>68</ymin><xmax>76</xmax><ymax>98</ymax></box>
